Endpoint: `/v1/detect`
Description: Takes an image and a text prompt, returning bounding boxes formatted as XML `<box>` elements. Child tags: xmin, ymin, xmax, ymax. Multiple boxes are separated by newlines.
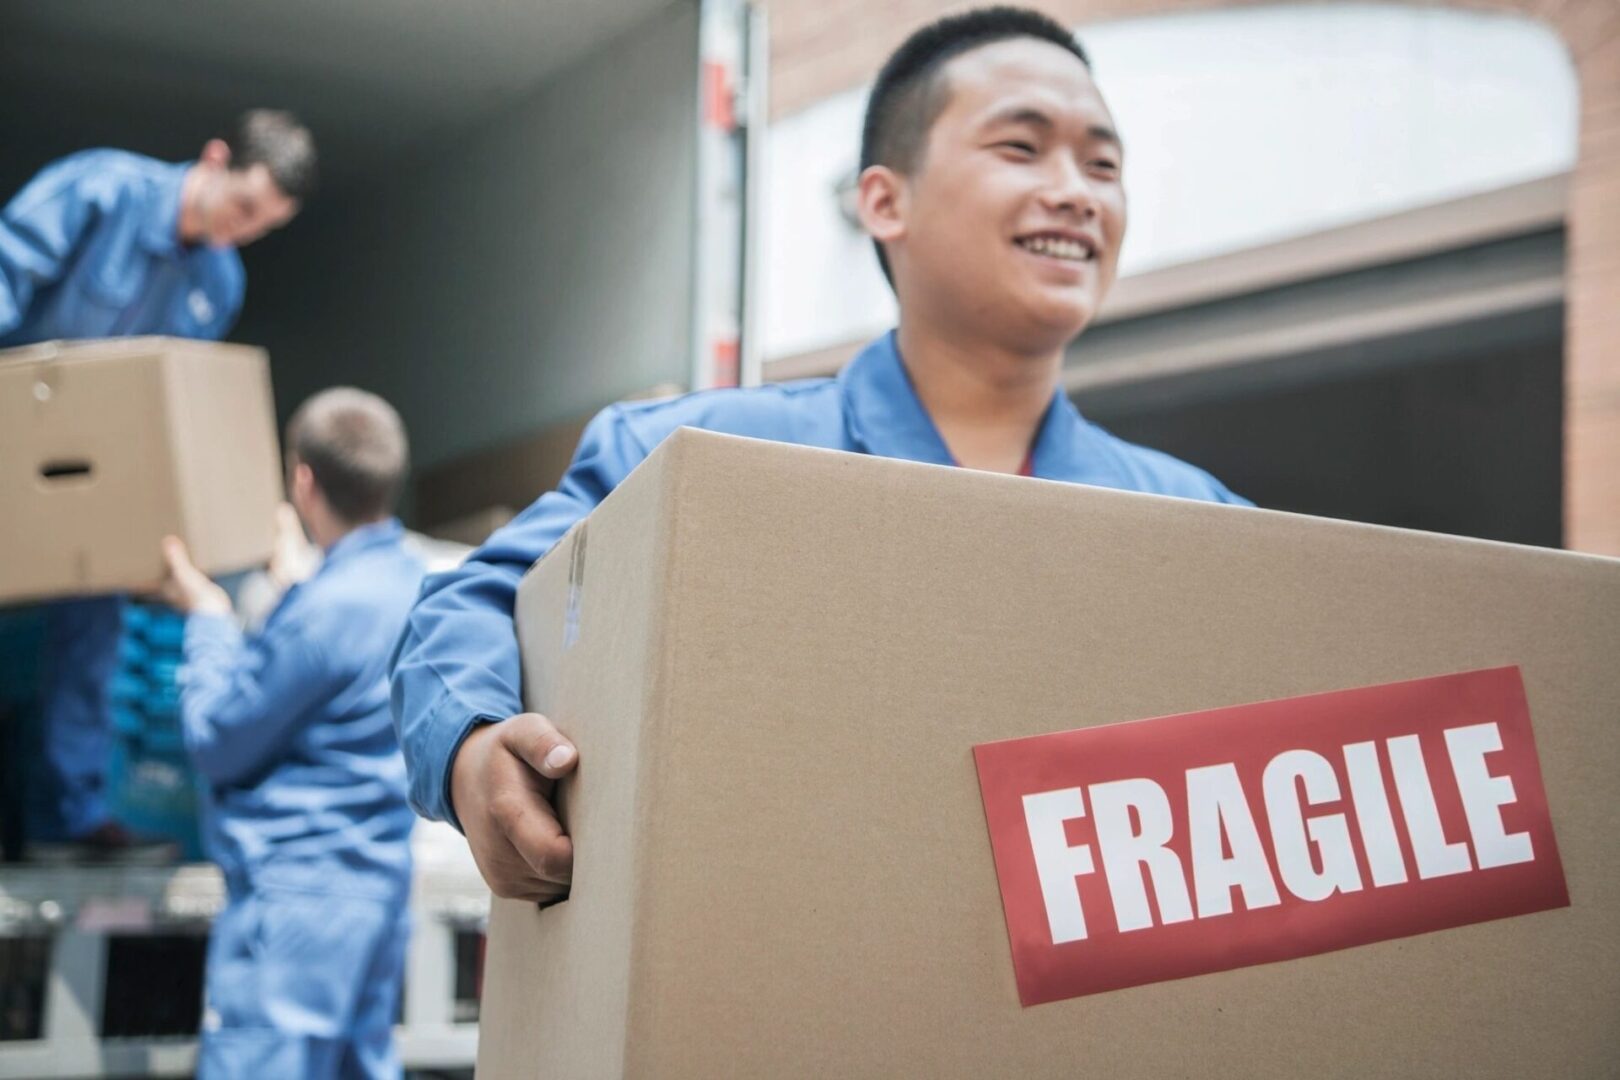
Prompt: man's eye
<box><xmin>999</xmin><ymin>141</ymin><xmax>1038</xmax><ymax>156</ymax></box>
<box><xmin>1089</xmin><ymin>160</ymin><xmax>1120</xmax><ymax>175</ymax></box>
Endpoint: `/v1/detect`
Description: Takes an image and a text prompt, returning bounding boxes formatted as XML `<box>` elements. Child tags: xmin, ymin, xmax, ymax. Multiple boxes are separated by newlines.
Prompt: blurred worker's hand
<box><xmin>267</xmin><ymin>501</ymin><xmax>318</xmax><ymax>591</ymax></box>
<box><xmin>452</xmin><ymin>712</ymin><xmax>579</xmax><ymax>901</ymax></box>
<box><xmin>158</xmin><ymin>536</ymin><xmax>233</xmax><ymax>617</ymax></box>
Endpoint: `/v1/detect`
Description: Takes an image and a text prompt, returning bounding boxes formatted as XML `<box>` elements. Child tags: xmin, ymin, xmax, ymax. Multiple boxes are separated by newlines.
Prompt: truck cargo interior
<box><xmin>1</xmin><ymin>1</ymin><xmax>705</xmax><ymax>1074</ymax></box>
<box><xmin>1</xmin><ymin>0</ymin><xmax>706</xmax><ymax>525</ymax></box>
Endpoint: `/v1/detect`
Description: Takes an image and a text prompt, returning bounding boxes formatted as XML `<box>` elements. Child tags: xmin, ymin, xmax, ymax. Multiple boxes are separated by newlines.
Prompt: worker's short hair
<box><xmin>859</xmin><ymin>7</ymin><xmax>1090</xmax><ymax>286</ymax></box>
<box><xmin>226</xmin><ymin>109</ymin><xmax>317</xmax><ymax>201</ymax></box>
<box><xmin>285</xmin><ymin>388</ymin><xmax>409</xmax><ymax>524</ymax></box>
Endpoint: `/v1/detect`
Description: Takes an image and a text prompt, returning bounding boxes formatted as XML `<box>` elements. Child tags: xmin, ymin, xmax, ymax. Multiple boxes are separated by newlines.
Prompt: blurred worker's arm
<box><xmin>160</xmin><ymin>537</ymin><xmax>337</xmax><ymax>787</ymax></box>
<box><xmin>389</xmin><ymin>407</ymin><xmax>649</xmax><ymax>898</ymax></box>
<box><xmin>0</xmin><ymin>158</ymin><xmax>107</xmax><ymax>337</ymax></box>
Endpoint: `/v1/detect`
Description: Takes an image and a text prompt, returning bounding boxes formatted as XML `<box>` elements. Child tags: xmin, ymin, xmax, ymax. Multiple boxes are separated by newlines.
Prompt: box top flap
<box><xmin>0</xmin><ymin>336</ymin><xmax>266</xmax><ymax>367</ymax></box>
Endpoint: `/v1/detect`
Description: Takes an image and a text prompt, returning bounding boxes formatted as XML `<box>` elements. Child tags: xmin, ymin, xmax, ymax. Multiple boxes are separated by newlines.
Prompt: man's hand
<box><xmin>452</xmin><ymin>712</ymin><xmax>579</xmax><ymax>901</ymax></box>
<box><xmin>158</xmin><ymin>536</ymin><xmax>233</xmax><ymax>617</ymax></box>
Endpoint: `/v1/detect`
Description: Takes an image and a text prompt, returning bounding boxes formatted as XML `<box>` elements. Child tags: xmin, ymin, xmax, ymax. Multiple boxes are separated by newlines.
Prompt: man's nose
<box><xmin>1039</xmin><ymin>156</ymin><xmax>1100</xmax><ymax>219</ymax></box>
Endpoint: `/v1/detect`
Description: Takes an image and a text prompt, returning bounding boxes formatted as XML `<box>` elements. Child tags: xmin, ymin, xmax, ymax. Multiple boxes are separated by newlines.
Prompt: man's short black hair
<box><xmin>286</xmin><ymin>388</ymin><xmax>409</xmax><ymax>524</ymax></box>
<box><xmin>226</xmin><ymin>109</ymin><xmax>317</xmax><ymax>201</ymax></box>
<box><xmin>859</xmin><ymin>6</ymin><xmax>1090</xmax><ymax>284</ymax></box>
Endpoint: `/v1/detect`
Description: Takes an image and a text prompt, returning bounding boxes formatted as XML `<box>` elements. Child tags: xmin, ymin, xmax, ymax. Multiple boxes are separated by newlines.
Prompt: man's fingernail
<box><xmin>545</xmin><ymin>745</ymin><xmax>574</xmax><ymax>771</ymax></box>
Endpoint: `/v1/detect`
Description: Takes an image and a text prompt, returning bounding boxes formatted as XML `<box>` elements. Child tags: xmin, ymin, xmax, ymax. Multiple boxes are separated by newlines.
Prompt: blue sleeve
<box><xmin>1116</xmin><ymin>438</ymin><xmax>1256</xmax><ymax>509</ymax></box>
<box><xmin>1211</xmin><ymin>479</ymin><xmax>1254</xmax><ymax>508</ymax></box>
<box><xmin>0</xmin><ymin>159</ymin><xmax>101</xmax><ymax>338</ymax></box>
<box><xmin>179</xmin><ymin>611</ymin><xmax>339</xmax><ymax>787</ymax></box>
<box><xmin>390</xmin><ymin>406</ymin><xmax>650</xmax><ymax>827</ymax></box>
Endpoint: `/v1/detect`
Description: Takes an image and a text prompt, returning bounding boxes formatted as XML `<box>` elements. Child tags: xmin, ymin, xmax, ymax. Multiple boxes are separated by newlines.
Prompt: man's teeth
<box><xmin>1018</xmin><ymin>236</ymin><xmax>1093</xmax><ymax>262</ymax></box>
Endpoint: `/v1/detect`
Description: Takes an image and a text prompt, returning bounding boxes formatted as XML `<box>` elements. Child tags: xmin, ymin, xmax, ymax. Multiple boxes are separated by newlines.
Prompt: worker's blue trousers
<box><xmin>198</xmin><ymin>882</ymin><xmax>410</xmax><ymax>1080</ymax></box>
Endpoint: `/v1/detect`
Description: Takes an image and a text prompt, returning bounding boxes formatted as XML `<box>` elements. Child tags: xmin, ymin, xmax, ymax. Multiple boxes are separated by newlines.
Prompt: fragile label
<box><xmin>973</xmin><ymin>666</ymin><xmax>1567</xmax><ymax>1006</ymax></box>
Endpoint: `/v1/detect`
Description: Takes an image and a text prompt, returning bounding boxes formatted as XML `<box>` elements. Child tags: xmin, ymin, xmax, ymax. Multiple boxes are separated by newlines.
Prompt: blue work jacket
<box><xmin>0</xmin><ymin>150</ymin><xmax>243</xmax><ymax>346</ymax></box>
<box><xmin>391</xmin><ymin>332</ymin><xmax>1253</xmax><ymax>828</ymax></box>
<box><xmin>182</xmin><ymin>520</ymin><xmax>424</xmax><ymax>897</ymax></box>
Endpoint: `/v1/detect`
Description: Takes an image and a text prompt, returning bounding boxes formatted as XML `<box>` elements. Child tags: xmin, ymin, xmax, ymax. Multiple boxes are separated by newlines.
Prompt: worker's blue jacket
<box><xmin>0</xmin><ymin>150</ymin><xmax>243</xmax><ymax>347</ymax></box>
<box><xmin>390</xmin><ymin>332</ymin><xmax>1252</xmax><ymax>828</ymax></box>
<box><xmin>182</xmin><ymin>519</ymin><xmax>423</xmax><ymax>896</ymax></box>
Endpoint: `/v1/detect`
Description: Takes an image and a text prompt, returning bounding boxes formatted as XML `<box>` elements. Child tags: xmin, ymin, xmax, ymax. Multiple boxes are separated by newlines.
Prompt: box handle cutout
<box><xmin>537</xmin><ymin>775</ymin><xmax>573</xmax><ymax>911</ymax></box>
<box><xmin>40</xmin><ymin>460</ymin><xmax>95</xmax><ymax>484</ymax></box>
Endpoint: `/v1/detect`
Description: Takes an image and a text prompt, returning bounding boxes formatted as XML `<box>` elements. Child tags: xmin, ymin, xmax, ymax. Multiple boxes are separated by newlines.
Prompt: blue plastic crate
<box><xmin>110</xmin><ymin>706</ymin><xmax>144</xmax><ymax>737</ymax></box>
<box><xmin>118</xmin><ymin>635</ymin><xmax>150</xmax><ymax>670</ymax></box>
<box><xmin>105</xmin><ymin>737</ymin><xmax>202</xmax><ymax>860</ymax></box>
<box><xmin>109</xmin><ymin>606</ymin><xmax>187</xmax><ymax>734</ymax></box>
<box><xmin>108</xmin><ymin>672</ymin><xmax>150</xmax><ymax>710</ymax></box>
<box><xmin>122</xmin><ymin>603</ymin><xmax>154</xmax><ymax>633</ymax></box>
<box><xmin>133</xmin><ymin>611</ymin><xmax>187</xmax><ymax>651</ymax></box>
<box><xmin>140</xmin><ymin>684</ymin><xmax>183</xmax><ymax>720</ymax></box>
<box><xmin>141</xmin><ymin>727</ymin><xmax>187</xmax><ymax>756</ymax></box>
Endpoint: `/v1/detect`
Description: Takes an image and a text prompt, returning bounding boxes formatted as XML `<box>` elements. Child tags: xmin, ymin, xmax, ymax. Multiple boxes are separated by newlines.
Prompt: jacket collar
<box><xmin>836</xmin><ymin>330</ymin><xmax>1120</xmax><ymax>484</ymax></box>
<box><xmin>320</xmin><ymin>517</ymin><xmax>404</xmax><ymax>571</ymax></box>
<box><xmin>137</xmin><ymin>161</ymin><xmax>192</xmax><ymax>257</ymax></box>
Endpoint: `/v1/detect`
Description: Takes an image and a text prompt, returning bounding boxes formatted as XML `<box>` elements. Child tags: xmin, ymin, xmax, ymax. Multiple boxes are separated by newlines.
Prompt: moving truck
<box><xmin>0</xmin><ymin>1</ymin><xmax>762</xmax><ymax>1074</ymax></box>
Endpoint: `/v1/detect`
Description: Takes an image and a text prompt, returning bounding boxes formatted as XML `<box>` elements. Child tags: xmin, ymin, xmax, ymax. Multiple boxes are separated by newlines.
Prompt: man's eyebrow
<box><xmin>981</xmin><ymin>107</ymin><xmax>1123</xmax><ymax>149</ymax></box>
<box><xmin>982</xmin><ymin>106</ymin><xmax>1056</xmax><ymax>131</ymax></box>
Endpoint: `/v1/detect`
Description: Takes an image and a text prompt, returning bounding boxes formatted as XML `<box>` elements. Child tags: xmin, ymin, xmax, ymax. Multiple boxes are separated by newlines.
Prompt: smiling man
<box><xmin>390</xmin><ymin>6</ymin><xmax>1252</xmax><ymax>901</ymax></box>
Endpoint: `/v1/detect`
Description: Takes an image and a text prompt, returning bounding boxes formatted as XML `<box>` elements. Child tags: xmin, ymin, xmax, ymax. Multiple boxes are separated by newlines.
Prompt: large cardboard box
<box><xmin>0</xmin><ymin>337</ymin><xmax>282</xmax><ymax>603</ymax></box>
<box><xmin>490</xmin><ymin>428</ymin><xmax>1620</xmax><ymax>1078</ymax></box>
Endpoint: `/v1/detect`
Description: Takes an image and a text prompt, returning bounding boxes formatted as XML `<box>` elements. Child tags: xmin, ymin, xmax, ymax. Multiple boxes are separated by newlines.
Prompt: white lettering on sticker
<box><xmin>1022</xmin><ymin>788</ymin><xmax>1097</xmax><ymax>944</ymax></box>
<box><xmin>1263</xmin><ymin>749</ymin><xmax>1363</xmax><ymax>901</ymax></box>
<box><xmin>1389</xmin><ymin>734</ymin><xmax>1473</xmax><ymax>879</ymax></box>
<box><xmin>1089</xmin><ymin>778</ymin><xmax>1193</xmax><ymax>932</ymax></box>
<box><xmin>1018</xmin><ymin>723</ymin><xmax>1541</xmax><ymax>945</ymax></box>
<box><xmin>1343</xmin><ymin>740</ymin><xmax>1410</xmax><ymax>887</ymax></box>
<box><xmin>1186</xmin><ymin>764</ymin><xmax>1282</xmax><ymax>917</ymax></box>
<box><xmin>1445</xmin><ymin>722</ymin><xmax>1534</xmax><ymax>869</ymax></box>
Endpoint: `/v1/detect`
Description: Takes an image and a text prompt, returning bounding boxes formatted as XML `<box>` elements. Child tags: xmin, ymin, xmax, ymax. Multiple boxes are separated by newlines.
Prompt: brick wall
<box><xmin>761</xmin><ymin>0</ymin><xmax>1620</xmax><ymax>555</ymax></box>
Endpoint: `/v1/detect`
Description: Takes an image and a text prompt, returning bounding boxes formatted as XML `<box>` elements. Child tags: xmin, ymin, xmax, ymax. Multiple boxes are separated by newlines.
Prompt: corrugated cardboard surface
<box><xmin>0</xmin><ymin>338</ymin><xmax>280</xmax><ymax>602</ymax></box>
<box><xmin>490</xmin><ymin>447</ymin><xmax>679</xmax><ymax>1078</ymax></box>
<box><xmin>494</xmin><ymin>429</ymin><xmax>1620</xmax><ymax>1078</ymax></box>
<box><xmin>164</xmin><ymin>345</ymin><xmax>283</xmax><ymax>577</ymax></box>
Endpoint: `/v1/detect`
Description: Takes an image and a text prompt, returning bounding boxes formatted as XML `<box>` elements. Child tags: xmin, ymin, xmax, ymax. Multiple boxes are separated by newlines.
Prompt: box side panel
<box><xmin>165</xmin><ymin>344</ymin><xmax>281</xmax><ymax>575</ymax></box>
<box><xmin>480</xmin><ymin>442</ymin><xmax>680</xmax><ymax>1079</ymax></box>
<box><xmin>0</xmin><ymin>349</ymin><xmax>181</xmax><ymax>601</ymax></box>
<box><xmin>630</xmin><ymin>432</ymin><xmax>1620</xmax><ymax>1078</ymax></box>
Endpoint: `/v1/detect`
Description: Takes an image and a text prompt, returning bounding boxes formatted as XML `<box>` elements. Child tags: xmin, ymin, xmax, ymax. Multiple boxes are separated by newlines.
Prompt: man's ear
<box><xmin>290</xmin><ymin>461</ymin><xmax>317</xmax><ymax>503</ymax></box>
<box><xmin>199</xmin><ymin>138</ymin><xmax>232</xmax><ymax>170</ymax></box>
<box><xmin>856</xmin><ymin>164</ymin><xmax>908</xmax><ymax>248</ymax></box>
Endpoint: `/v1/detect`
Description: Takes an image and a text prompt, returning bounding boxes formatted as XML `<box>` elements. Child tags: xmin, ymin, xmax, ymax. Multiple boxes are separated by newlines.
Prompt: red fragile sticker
<box><xmin>973</xmin><ymin>666</ymin><xmax>1568</xmax><ymax>1006</ymax></box>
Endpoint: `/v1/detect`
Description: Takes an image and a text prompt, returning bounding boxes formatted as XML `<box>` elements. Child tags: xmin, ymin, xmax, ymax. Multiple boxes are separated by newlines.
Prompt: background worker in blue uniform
<box><xmin>0</xmin><ymin>110</ymin><xmax>316</xmax><ymax>849</ymax></box>
<box><xmin>391</xmin><ymin>6</ymin><xmax>1254</xmax><ymax>902</ymax></box>
<box><xmin>158</xmin><ymin>388</ymin><xmax>423</xmax><ymax>1079</ymax></box>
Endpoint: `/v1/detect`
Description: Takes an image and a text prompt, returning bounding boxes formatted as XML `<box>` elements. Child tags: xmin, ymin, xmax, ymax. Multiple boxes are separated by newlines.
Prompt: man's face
<box><xmin>197</xmin><ymin>163</ymin><xmax>300</xmax><ymax>248</ymax></box>
<box><xmin>887</xmin><ymin>38</ymin><xmax>1126</xmax><ymax>351</ymax></box>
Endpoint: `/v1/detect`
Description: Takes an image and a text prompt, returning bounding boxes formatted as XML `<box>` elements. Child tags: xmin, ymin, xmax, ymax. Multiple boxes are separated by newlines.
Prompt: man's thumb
<box><xmin>162</xmin><ymin>536</ymin><xmax>191</xmax><ymax>574</ymax></box>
